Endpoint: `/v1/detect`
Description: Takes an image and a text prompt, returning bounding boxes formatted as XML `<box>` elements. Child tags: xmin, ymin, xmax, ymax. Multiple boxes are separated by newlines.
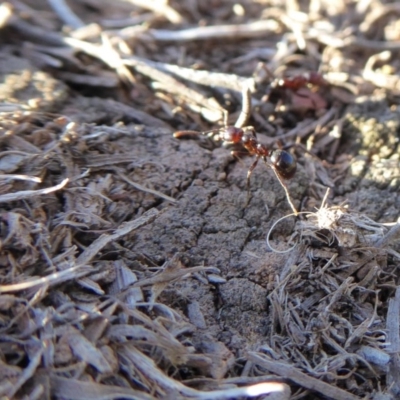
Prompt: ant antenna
<box><xmin>272</xmin><ymin>168</ymin><xmax>298</xmax><ymax>215</ymax></box>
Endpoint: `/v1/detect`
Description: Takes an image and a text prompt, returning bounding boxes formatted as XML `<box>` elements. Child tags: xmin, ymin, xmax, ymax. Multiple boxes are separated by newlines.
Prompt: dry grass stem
<box><xmin>47</xmin><ymin>0</ymin><xmax>84</xmax><ymax>29</ymax></box>
<box><xmin>249</xmin><ymin>353</ymin><xmax>360</xmax><ymax>400</ymax></box>
<box><xmin>124</xmin><ymin>57</ymin><xmax>255</xmax><ymax>93</ymax></box>
<box><xmin>143</xmin><ymin>20</ymin><xmax>281</xmax><ymax>42</ymax></box>
<box><xmin>0</xmin><ymin>177</ymin><xmax>68</xmax><ymax>203</ymax></box>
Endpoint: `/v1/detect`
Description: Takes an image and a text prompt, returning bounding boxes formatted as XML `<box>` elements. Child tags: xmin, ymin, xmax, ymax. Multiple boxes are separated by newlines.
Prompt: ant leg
<box><xmin>245</xmin><ymin>156</ymin><xmax>260</xmax><ymax>206</ymax></box>
<box><xmin>271</xmin><ymin>167</ymin><xmax>298</xmax><ymax>215</ymax></box>
<box><xmin>230</xmin><ymin>150</ymin><xmax>248</xmax><ymax>168</ymax></box>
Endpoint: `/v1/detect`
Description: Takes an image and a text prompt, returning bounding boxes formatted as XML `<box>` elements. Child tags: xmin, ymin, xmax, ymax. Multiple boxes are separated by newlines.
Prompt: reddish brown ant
<box><xmin>269</xmin><ymin>72</ymin><xmax>329</xmax><ymax>115</ymax></box>
<box><xmin>174</xmin><ymin>86</ymin><xmax>298</xmax><ymax>214</ymax></box>
<box><xmin>273</xmin><ymin>72</ymin><xmax>328</xmax><ymax>91</ymax></box>
<box><xmin>174</xmin><ymin>125</ymin><xmax>296</xmax><ymax>181</ymax></box>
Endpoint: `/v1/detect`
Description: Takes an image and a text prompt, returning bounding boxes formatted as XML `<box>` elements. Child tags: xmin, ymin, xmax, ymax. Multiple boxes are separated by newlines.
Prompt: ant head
<box><xmin>221</xmin><ymin>126</ymin><xmax>243</xmax><ymax>143</ymax></box>
<box><xmin>270</xmin><ymin>149</ymin><xmax>297</xmax><ymax>179</ymax></box>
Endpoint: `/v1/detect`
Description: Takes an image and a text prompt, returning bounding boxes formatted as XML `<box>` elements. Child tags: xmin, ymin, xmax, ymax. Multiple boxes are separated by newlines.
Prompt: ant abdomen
<box><xmin>270</xmin><ymin>149</ymin><xmax>297</xmax><ymax>179</ymax></box>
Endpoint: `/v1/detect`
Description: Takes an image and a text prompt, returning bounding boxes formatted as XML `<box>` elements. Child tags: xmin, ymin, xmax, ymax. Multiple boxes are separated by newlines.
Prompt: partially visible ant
<box><xmin>272</xmin><ymin>71</ymin><xmax>328</xmax><ymax>91</ymax></box>
<box><xmin>267</xmin><ymin>71</ymin><xmax>329</xmax><ymax>117</ymax></box>
<box><xmin>174</xmin><ymin>86</ymin><xmax>298</xmax><ymax>214</ymax></box>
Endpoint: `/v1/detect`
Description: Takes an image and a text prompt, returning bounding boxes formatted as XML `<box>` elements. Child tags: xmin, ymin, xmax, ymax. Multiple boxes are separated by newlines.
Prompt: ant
<box><xmin>174</xmin><ymin>86</ymin><xmax>298</xmax><ymax>214</ymax></box>
<box><xmin>267</xmin><ymin>71</ymin><xmax>329</xmax><ymax>116</ymax></box>
<box><xmin>272</xmin><ymin>72</ymin><xmax>328</xmax><ymax>91</ymax></box>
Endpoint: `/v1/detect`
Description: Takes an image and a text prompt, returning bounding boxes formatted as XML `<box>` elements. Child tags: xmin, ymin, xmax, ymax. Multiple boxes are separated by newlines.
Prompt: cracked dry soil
<box><xmin>84</xmin><ymin>94</ymin><xmax>400</xmax><ymax>368</ymax></box>
<box><xmin>1</xmin><ymin>46</ymin><xmax>400</xmax><ymax>398</ymax></box>
<box><xmin>126</xmin><ymin>123</ymin><xmax>309</xmax><ymax>353</ymax></box>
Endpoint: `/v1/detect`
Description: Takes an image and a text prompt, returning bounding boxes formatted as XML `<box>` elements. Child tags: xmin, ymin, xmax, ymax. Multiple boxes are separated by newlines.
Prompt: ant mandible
<box><xmin>174</xmin><ymin>86</ymin><xmax>298</xmax><ymax>214</ymax></box>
